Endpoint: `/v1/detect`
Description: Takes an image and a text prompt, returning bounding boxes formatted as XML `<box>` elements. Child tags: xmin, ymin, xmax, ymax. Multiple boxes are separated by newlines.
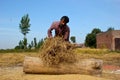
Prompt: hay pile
<box><xmin>39</xmin><ymin>37</ymin><xmax>77</xmax><ymax>66</ymax></box>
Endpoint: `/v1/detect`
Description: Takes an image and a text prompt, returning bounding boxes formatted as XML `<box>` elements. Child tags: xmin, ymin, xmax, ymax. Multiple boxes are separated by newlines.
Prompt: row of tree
<box><xmin>15</xmin><ymin>14</ymin><xmax>44</xmax><ymax>50</ymax></box>
<box><xmin>15</xmin><ymin>37</ymin><xmax>44</xmax><ymax>50</ymax></box>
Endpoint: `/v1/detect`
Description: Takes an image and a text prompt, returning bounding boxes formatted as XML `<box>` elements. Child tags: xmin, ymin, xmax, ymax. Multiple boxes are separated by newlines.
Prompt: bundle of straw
<box><xmin>39</xmin><ymin>37</ymin><xmax>77</xmax><ymax>66</ymax></box>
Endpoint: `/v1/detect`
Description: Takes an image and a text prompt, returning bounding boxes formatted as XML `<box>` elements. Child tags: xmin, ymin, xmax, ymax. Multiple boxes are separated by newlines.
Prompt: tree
<box><xmin>31</xmin><ymin>41</ymin><xmax>34</xmax><ymax>48</ymax></box>
<box><xmin>107</xmin><ymin>27</ymin><xmax>114</xmax><ymax>31</ymax></box>
<box><xmin>19</xmin><ymin>40</ymin><xmax>24</xmax><ymax>49</ymax></box>
<box><xmin>37</xmin><ymin>39</ymin><xmax>44</xmax><ymax>49</ymax></box>
<box><xmin>28</xmin><ymin>44</ymin><xmax>32</xmax><ymax>49</ymax></box>
<box><xmin>19</xmin><ymin>14</ymin><xmax>31</xmax><ymax>49</ymax></box>
<box><xmin>85</xmin><ymin>33</ymin><xmax>96</xmax><ymax>48</ymax></box>
<box><xmin>91</xmin><ymin>28</ymin><xmax>102</xmax><ymax>34</ymax></box>
<box><xmin>14</xmin><ymin>40</ymin><xmax>24</xmax><ymax>49</ymax></box>
<box><xmin>85</xmin><ymin>28</ymin><xmax>101</xmax><ymax>48</ymax></box>
<box><xmin>23</xmin><ymin>38</ymin><xmax>27</xmax><ymax>49</ymax></box>
<box><xmin>70</xmin><ymin>36</ymin><xmax>76</xmax><ymax>43</ymax></box>
<box><xmin>34</xmin><ymin>37</ymin><xmax>37</xmax><ymax>49</ymax></box>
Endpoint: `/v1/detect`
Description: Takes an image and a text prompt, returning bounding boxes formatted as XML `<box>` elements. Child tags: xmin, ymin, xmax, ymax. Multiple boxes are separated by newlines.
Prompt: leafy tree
<box><xmin>70</xmin><ymin>36</ymin><xmax>76</xmax><ymax>43</ymax></box>
<box><xmin>19</xmin><ymin>14</ymin><xmax>31</xmax><ymax>49</ymax></box>
<box><xmin>19</xmin><ymin>14</ymin><xmax>30</xmax><ymax>38</ymax></box>
<box><xmin>85</xmin><ymin>28</ymin><xmax>101</xmax><ymax>48</ymax></box>
<box><xmin>19</xmin><ymin>40</ymin><xmax>24</xmax><ymax>49</ymax></box>
<box><xmin>34</xmin><ymin>37</ymin><xmax>37</xmax><ymax>49</ymax></box>
<box><xmin>28</xmin><ymin>38</ymin><xmax>44</xmax><ymax>49</ymax></box>
<box><xmin>14</xmin><ymin>40</ymin><xmax>24</xmax><ymax>49</ymax></box>
<box><xmin>14</xmin><ymin>46</ymin><xmax>20</xmax><ymax>50</ymax></box>
<box><xmin>107</xmin><ymin>27</ymin><xmax>114</xmax><ymax>31</ymax></box>
<box><xmin>91</xmin><ymin>28</ymin><xmax>101</xmax><ymax>34</ymax></box>
<box><xmin>37</xmin><ymin>39</ymin><xmax>44</xmax><ymax>49</ymax></box>
<box><xmin>31</xmin><ymin>41</ymin><xmax>34</xmax><ymax>48</ymax></box>
<box><xmin>85</xmin><ymin>33</ymin><xmax>96</xmax><ymax>48</ymax></box>
<box><xmin>23</xmin><ymin>38</ymin><xmax>27</xmax><ymax>49</ymax></box>
<box><xmin>28</xmin><ymin>44</ymin><xmax>32</xmax><ymax>49</ymax></box>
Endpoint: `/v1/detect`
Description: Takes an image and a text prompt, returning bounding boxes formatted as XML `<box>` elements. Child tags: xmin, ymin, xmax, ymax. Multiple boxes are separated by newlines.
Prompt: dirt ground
<box><xmin>0</xmin><ymin>51</ymin><xmax>120</xmax><ymax>80</ymax></box>
<box><xmin>0</xmin><ymin>66</ymin><xmax>113</xmax><ymax>80</ymax></box>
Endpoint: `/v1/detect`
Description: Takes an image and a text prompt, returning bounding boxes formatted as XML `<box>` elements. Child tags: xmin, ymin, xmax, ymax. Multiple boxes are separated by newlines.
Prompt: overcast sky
<box><xmin>0</xmin><ymin>0</ymin><xmax>120</xmax><ymax>49</ymax></box>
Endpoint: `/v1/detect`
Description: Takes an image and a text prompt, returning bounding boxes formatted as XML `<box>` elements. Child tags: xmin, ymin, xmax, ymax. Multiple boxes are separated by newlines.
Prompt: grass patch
<box><xmin>0</xmin><ymin>52</ymin><xmax>39</xmax><ymax>67</ymax></box>
<box><xmin>75</xmin><ymin>48</ymin><xmax>120</xmax><ymax>54</ymax></box>
<box><xmin>0</xmin><ymin>48</ymin><xmax>120</xmax><ymax>67</ymax></box>
<box><xmin>0</xmin><ymin>49</ymin><xmax>38</xmax><ymax>53</ymax></box>
<box><xmin>74</xmin><ymin>48</ymin><xmax>120</xmax><ymax>66</ymax></box>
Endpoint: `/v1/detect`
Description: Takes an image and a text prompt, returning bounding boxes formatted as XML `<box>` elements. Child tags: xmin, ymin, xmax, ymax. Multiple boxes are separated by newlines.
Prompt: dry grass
<box><xmin>75</xmin><ymin>48</ymin><xmax>109</xmax><ymax>54</ymax></box>
<box><xmin>39</xmin><ymin>37</ymin><xmax>77</xmax><ymax>66</ymax></box>
<box><xmin>0</xmin><ymin>48</ymin><xmax>119</xmax><ymax>66</ymax></box>
<box><xmin>0</xmin><ymin>48</ymin><xmax>120</xmax><ymax>80</ymax></box>
<box><xmin>74</xmin><ymin>48</ymin><xmax>120</xmax><ymax>66</ymax></box>
<box><xmin>0</xmin><ymin>52</ymin><xmax>39</xmax><ymax>67</ymax></box>
<box><xmin>0</xmin><ymin>48</ymin><xmax>120</xmax><ymax>67</ymax></box>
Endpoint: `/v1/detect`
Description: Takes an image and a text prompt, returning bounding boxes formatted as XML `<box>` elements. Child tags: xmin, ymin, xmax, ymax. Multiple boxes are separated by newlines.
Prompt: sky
<box><xmin>0</xmin><ymin>0</ymin><xmax>120</xmax><ymax>49</ymax></box>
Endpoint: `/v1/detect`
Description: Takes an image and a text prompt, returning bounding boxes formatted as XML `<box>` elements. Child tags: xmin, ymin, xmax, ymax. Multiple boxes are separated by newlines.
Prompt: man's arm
<box><xmin>47</xmin><ymin>22</ymin><xmax>55</xmax><ymax>38</ymax></box>
<box><xmin>64</xmin><ymin>26</ymin><xmax>70</xmax><ymax>41</ymax></box>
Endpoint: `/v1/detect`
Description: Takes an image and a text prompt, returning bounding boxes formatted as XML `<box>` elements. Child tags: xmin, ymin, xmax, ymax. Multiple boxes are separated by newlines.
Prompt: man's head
<box><xmin>60</xmin><ymin>16</ymin><xmax>69</xmax><ymax>26</ymax></box>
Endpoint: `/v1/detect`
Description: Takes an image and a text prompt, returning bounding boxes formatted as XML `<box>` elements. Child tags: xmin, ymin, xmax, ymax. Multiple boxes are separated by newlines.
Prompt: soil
<box><xmin>0</xmin><ymin>66</ymin><xmax>113</xmax><ymax>80</ymax></box>
<box><xmin>0</xmin><ymin>64</ymin><xmax>120</xmax><ymax>80</ymax></box>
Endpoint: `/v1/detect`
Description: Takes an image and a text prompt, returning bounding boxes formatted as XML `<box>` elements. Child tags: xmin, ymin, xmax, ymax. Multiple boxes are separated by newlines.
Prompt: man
<box><xmin>48</xmin><ymin>16</ymin><xmax>70</xmax><ymax>41</ymax></box>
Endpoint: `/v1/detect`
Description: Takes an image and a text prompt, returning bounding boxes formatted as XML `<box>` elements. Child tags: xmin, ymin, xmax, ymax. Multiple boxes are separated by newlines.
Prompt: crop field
<box><xmin>0</xmin><ymin>48</ymin><xmax>120</xmax><ymax>80</ymax></box>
